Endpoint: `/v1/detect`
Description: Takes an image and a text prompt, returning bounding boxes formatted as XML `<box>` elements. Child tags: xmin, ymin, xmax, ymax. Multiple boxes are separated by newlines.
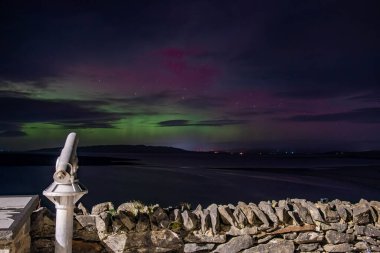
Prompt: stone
<box><xmin>111</xmin><ymin>217</ymin><xmax>124</xmax><ymax>232</ymax></box>
<box><xmin>325</xmin><ymin>230</ymin><xmax>354</xmax><ymax>244</ymax></box>
<box><xmin>149</xmin><ymin>229</ymin><xmax>183</xmax><ymax>250</ymax></box>
<box><xmin>95</xmin><ymin>215</ymin><xmax>111</xmax><ymax>240</ymax></box>
<box><xmin>294</xmin><ymin>232</ymin><xmax>324</xmax><ymax>244</ymax></box>
<box><xmin>335</xmin><ymin>204</ymin><xmax>349</xmax><ymax>222</ymax></box>
<box><xmin>320</xmin><ymin>222</ymin><xmax>347</xmax><ymax>232</ymax></box>
<box><xmin>304</xmin><ymin>201</ymin><xmax>324</xmax><ymax>223</ymax></box>
<box><xmin>257</xmin><ymin>235</ymin><xmax>274</xmax><ymax>243</ymax></box>
<box><xmin>102</xmin><ymin>233</ymin><xmax>127</xmax><ymax>253</ymax></box>
<box><xmin>242</xmin><ymin>239</ymin><xmax>295</xmax><ymax>253</ymax></box>
<box><xmin>293</xmin><ymin>202</ymin><xmax>314</xmax><ymax>224</ymax></box>
<box><xmin>248</xmin><ymin>203</ymin><xmax>270</xmax><ymax>227</ymax></box>
<box><xmin>91</xmin><ymin>202</ymin><xmax>114</xmax><ymax>215</ymax></box>
<box><xmin>31</xmin><ymin>238</ymin><xmax>54</xmax><ymax>253</ymax></box>
<box><xmin>217</xmin><ymin>205</ymin><xmax>237</xmax><ymax>227</ymax></box>
<box><xmin>136</xmin><ymin>213</ymin><xmax>150</xmax><ymax>232</ymax></box>
<box><xmin>200</xmin><ymin>209</ymin><xmax>211</xmax><ymax>233</ymax></box>
<box><xmin>287</xmin><ymin>210</ymin><xmax>302</xmax><ymax>225</ymax></box>
<box><xmin>185</xmin><ymin>232</ymin><xmax>226</xmax><ymax>244</ymax></box>
<box><xmin>323</xmin><ymin>204</ymin><xmax>340</xmax><ymax>223</ymax></box>
<box><xmin>233</xmin><ymin>206</ymin><xmax>247</xmax><ymax>228</ymax></box>
<box><xmin>77</xmin><ymin>202</ymin><xmax>89</xmax><ymax>215</ymax></box>
<box><xmin>119</xmin><ymin>211</ymin><xmax>136</xmax><ymax>231</ymax></box>
<box><xmin>212</xmin><ymin>235</ymin><xmax>254</xmax><ymax>253</ymax></box>
<box><xmin>364</xmin><ymin>224</ymin><xmax>380</xmax><ymax>237</ymax></box>
<box><xmin>270</xmin><ymin>224</ymin><xmax>316</xmax><ymax>235</ymax></box>
<box><xmin>150</xmin><ymin>207</ymin><xmax>170</xmax><ymax>229</ymax></box>
<box><xmin>275</xmin><ymin>207</ymin><xmax>291</xmax><ymax>224</ymax></box>
<box><xmin>354</xmin><ymin>225</ymin><xmax>365</xmax><ymax>235</ymax></box>
<box><xmin>237</xmin><ymin>202</ymin><xmax>257</xmax><ymax>225</ymax></box>
<box><xmin>74</xmin><ymin>215</ymin><xmax>99</xmax><ymax>241</ymax></box>
<box><xmin>207</xmin><ymin>204</ymin><xmax>220</xmax><ymax>234</ymax></box>
<box><xmin>352</xmin><ymin>200</ymin><xmax>372</xmax><ymax>225</ymax></box>
<box><xmin>298</xmin><ymin>243</ymin><xmax>319</xmax><ymax>252</ymax></box>
<box><xmin>226</xmin><ymin>226</ymin><xmax>258</xmax><ymax>236</ymax></box>
<box><xmin>169</xmin><ymin>209</ymin><xmax>181</xmax><ymax>223</ymax></box>
<box><xmin>184</xmin><ymin>243</ymin><xmax>215</xmax><ymax>253</ymax></box>
<box><xmin>181</xmin><ymin>210</ymin><xmax>199</xmax><ymax>231</ymax></box>
<box><xmin>30</xmin><ymin>207</ymin><xmax>55</xmax><ymax>238</ymax></box>
<box><xmin>283</xmin><ymin>232</ymin><xmax>297</xmax><ymax>240</ymax></box>
<box><xmin>323</xmin><ymin>243</ymin><xmax>352</xmax><ymax>252</ymax></box>
<box><xmin>258</xmin><ymin>201</ymin><xmax>279</xmax><ymax>227</ymax></box>
<box><xmin>72</xmin><ymin>239</ymin><xmax>105</xmax><ymax>253</ymax></box>
<box><xmin>354</xmin><ymin>241</ymin><xmax>368</xmax><ymax>251</ymax></box>
<box><xmin>370</xmin><ymin>201</ymin><xmax>380</xmax><ymax>223</ymax></box>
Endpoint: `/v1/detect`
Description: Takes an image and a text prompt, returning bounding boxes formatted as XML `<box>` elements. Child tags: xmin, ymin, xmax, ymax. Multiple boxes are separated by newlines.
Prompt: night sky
<box><xmin>0</xmin><ymin>1</ymin><xmax>379</xmax><ymax>151</ymax></box>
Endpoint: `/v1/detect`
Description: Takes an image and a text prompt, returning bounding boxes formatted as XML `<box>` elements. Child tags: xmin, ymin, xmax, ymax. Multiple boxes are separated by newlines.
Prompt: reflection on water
<box><xmin>0</xmin><ymin>154</ymin><xmax>380</xmax><ymax>209</ymax></box>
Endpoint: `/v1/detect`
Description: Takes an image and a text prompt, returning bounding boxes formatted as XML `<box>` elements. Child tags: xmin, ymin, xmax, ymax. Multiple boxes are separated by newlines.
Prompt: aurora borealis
<box><xmin>0</xmin><ymin>1</ymin><xmax>379</xmax><ymax>151</ymax></box>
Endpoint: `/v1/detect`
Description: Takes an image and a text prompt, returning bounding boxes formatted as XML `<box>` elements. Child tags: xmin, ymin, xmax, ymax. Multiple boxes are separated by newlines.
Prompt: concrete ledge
<box><xmin>0</xmin><ymin>195</ymin><xmax>39</xmax><ymax>240</ymax></box>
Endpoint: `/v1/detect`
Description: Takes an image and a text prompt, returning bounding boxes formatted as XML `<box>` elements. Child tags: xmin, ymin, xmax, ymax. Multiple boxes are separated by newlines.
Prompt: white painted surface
<box><xmin>0</xmin><ymin>197</ymin><xmax>32</xmax><ymax>209</ymax></box>
<box><xmin>0</xmin><ymin>249</ymin><xmax>10</xmax><ymax>253</ymax></box>
<box><xmin>0</xmin><ymin>197</ymin><xmax>32</xmax><ymax>229</ymax></box>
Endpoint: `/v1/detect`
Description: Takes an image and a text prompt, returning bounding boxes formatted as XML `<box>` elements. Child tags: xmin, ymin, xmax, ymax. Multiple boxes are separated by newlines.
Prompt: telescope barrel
<box><xmin>53</xmin><ymin>133</ymin><xmax>79</xmax><ymax>183</ymax></box>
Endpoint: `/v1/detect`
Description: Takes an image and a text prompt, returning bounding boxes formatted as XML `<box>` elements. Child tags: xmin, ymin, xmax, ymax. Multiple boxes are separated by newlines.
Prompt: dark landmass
<box><xmin>0</xmin><ymin>152</ymin><xmax>139</xmax><ymax>166</ymax></box>
<box><xmin>30</xmin><ymin>145</ymin><xmax>190</xmax><ymax>154</ymax></box>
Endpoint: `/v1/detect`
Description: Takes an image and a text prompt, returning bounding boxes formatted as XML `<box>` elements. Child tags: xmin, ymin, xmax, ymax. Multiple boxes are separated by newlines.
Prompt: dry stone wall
<box><xmin>30</xmin><ymin>199</ymin><xmax>380</xmax><ymax>252</ymax></box>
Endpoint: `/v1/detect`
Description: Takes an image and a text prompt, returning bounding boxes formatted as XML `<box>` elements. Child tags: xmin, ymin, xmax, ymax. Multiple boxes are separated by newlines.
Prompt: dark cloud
<box><xmin>178</xmin><ymin>96</ymin><xmax>224</xmax><ymax>109</ymax></box>
<box><xmin>348</xmin><ymin>93</ymin><xmax>380</xmax><ymax>103</ymax></box>
<box><xmin>289</xmin><ymin>107</ymin><xmax>380</xmax><ymax>124</ymax></box>
<box><xmin>0</xmin><ymin>93</ymin><xmax>122</xmax><ymax>132</ymax></box>
<box><xmin>158</xmin><ymin>120</ymin><xmax>189</xmax><ymax>127</ymax></box>
<box><xmin>158</xmin><ymin>119</ymin><xmax>247</xmax><ymax>127</ymax></box>
<box><xmin>0</xmin><ymin>130</ymin><xmax>26</xmax><ymax>137</ymax></box>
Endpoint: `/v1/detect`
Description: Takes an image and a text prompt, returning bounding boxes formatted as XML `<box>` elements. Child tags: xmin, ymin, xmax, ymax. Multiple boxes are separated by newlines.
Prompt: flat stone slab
<box><xmin>0</xmin><ymin>195</ymin><xmax>39</xmax><ymax>240</ymax></box>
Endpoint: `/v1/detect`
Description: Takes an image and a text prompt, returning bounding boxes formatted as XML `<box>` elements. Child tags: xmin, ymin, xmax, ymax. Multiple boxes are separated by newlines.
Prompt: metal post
<box><xmin>43</xmin><ymin>133</ymin><xmax>88</xmax><ymax>253</ymax></box>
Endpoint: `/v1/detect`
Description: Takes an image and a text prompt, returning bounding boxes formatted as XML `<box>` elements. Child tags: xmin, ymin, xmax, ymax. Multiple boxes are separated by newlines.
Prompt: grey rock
<box><xmin>111</xmin><ymin>217</ymin><xmax>124</xmax><ymax>233</ymax></box>
<box><xmin>136</xmin><ymin>213</ymin><xmax>150</xmax><ymax>232</ymax></box>
<box><xmin>77</xmin><ymin>202</ymin><xmax>89</xmax><ymax>215</ymax></box>
<box><xmin>259</xmin><ymin>201</ymin><xmax>279</xmax><ymax>228</ymax></box>
<box><xmin>102</xmin><ymin>233</ymin><xmax>127</xmax><ymax>253</ymax></box>
<box><xmin>257</xmin><ymin>235</ymin><xmax>274</xmax><ymax>244</ymax></box>
<box><xmin>335</xmin><ymin>204</ymin><xmax>349</xmax><ymax>222</ymax></box>
<box><xmin>217</xmin><ymin>205</ymin><xmax>238</xmax><ymax>226</ymax></box>
<box><xmin>184</xmin><ymin>243</ymin><xmax>215</xmax><ymax>253</ymax></box>
<box><xmin>169</xmin><ymin>209</ymin><xmax>182</xmax><ymax>222</ymax></box>
<box><xmin>370</xmin><ymin>201</ymin><xmax>380</xmax><ymax>223</ymax></box>
<box><xmin>320</xmin><ymin>222</ymin><xmax>347</xmax><ymax>232</ymax></box>
<box><xmin>295</xmin><ymin>232</ymin><xmax>324</xmax><ymax>244</ymax></box>
<box><xmin>354</xmin><ymin>241</ymin><xmax>368</xmax><ymax>251</ymax></box>
<box><xmin>323</xmin><ymin>243</ymin><xmax>353</xmax><ymax>252</ymax></box>
<box><xmin>249</xmin><ymin>203</ymin><xmax>270</xmax><ymax>227</ymax></box>
<box><xmin>325</xmin><ymin>230</ymin><xmax>354</xmax><ymax>244</ymax></box>
<box><xmin>364</xmin><ymin>224</ymin><xmax>380</xmax><ymax>237</ymax></box>
<box><xmin>150</xmin><ymin>207</ymin><xmax>170</xmax><ymax>229</ymax></box>
<box><xmin>298</xmin><ymin>243</ymin><xmax>320</xmax><ymax>252</ymax></box>
<box><xmin>238</xmin><ymin>202</ymin><xmax>257</xmax><ymax>225</ymax></box>
<box><xmin>275</xmin><ymin>207</ymin><xmax>290</xmax><ymax>224</ymax></box>
<box><xmin>91</xmin><ymin>202</ymin><xmax>114</xmax><ymax>215</ymax></box>
<box><xmin>283</xmin><ymin>232</ymin><xmax>298</xmax><ymax>240</ymax></box>
<box><xmin>352</xmin><ymin>200</ymin><xmax>372</xmax><ymax>225</ymax></box>
<box><xmin>207</xmin><ymin>204</ymin><xmax>220</xmax><ymax>234</ymax></box>
<box><xmin>119</xmin><ymin>211</ymin><xmax>136</xmax><ymax>231</ymax></box>
<box><xmin>304</xmin><ymin>201</ymin><xmax>324</xmax><ymax>223</ymax></box>
<box><xmin>185</xmin><ymin>232</ymin><xmax>226</xmax><ymax>243</ymax></box>
<box><xmin>182</xmin><ymin>210</ymin><xmax>199</xmax><ymax>231</ymax></box>
<box><xmin>242</xmin><ymin>239</ymin><xmax>295</xmax><ymax>253</ymax></box>
<box><xmin>293</xmin><ymin>202</ymin><xmax>314</xmax><ymax>224</ymax></box>
<box><xmin>30</xmin><ymin>207</ymin><xmax>55</xmax><ymax>238</ymax></box>
<box><xmin>212</xmin><ymin>235</ymin><xmax>254</xmax><ymax>253</ymax></box>
<box><xmin>95</xmin><ymin>215</ymin><xmax>110</xmax><ymax>240</ymax></box>
<box><xmin>233</xmin><ymin>206</ymin><xmax>247</xmax><ymax>227</ymax></box>
<box><xmin>200</xmin><ymin>209</ymin><xmax>211</xmax><ymax>233</ymax></box>
<box><xmin>355</xmin><ymin>225</ymin><xmax>365</xmax><ymax>235</ymax></box>
<box><xmin>287</xmin><ymin>210</ymin><xmax>302</xmax><ymax>225</ymax></box>
<box><xmin>227</xmin><ymin>226</ymin><xmax>258</xmax><ymax>236</ymax></box>
<box><xmin>74</xmin><ymin>215</ymin><xmax>99</xmax><ymax>241</ymax></box>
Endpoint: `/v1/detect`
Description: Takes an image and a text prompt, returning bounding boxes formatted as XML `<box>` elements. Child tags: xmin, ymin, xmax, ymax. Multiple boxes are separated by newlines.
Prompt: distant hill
<box><xmin>31</xmin><ymin>145</ymin><xmax>190</xmax><ymax>154</ymax></box>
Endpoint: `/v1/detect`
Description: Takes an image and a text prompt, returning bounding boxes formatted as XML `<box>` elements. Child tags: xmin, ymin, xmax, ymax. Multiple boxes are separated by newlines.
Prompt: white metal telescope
<box><xmin>43</xmin><ymin>132</ymin><xmax>88</xmax><ymax>253</ymax></box>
